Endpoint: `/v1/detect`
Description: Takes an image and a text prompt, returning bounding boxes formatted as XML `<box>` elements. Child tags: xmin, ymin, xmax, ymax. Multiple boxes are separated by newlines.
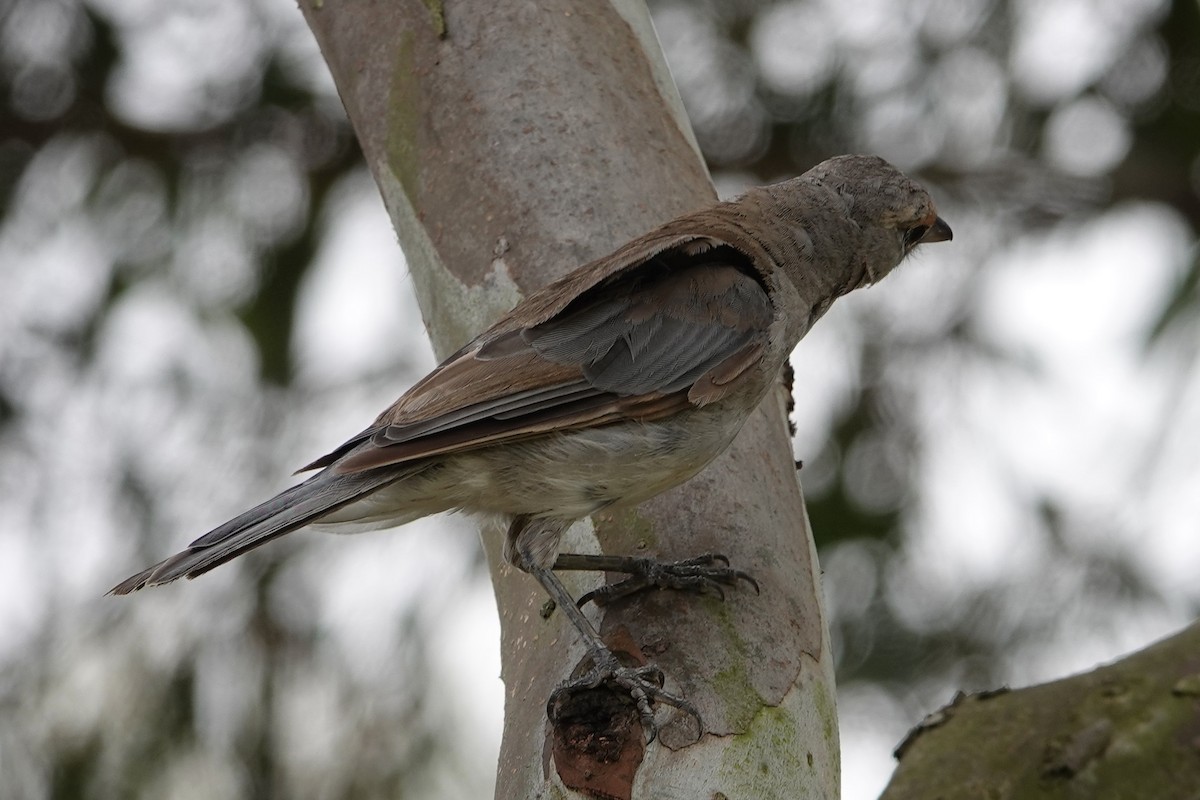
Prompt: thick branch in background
<box><xmin>883</xmin><ymin>623</ymin><xmax>1200</xmax><ymax>799</ymax></box>
<box><xmin>298</xmin><ymin>1</ymin><xmax>837</xmax><ymax>798</ymax></box>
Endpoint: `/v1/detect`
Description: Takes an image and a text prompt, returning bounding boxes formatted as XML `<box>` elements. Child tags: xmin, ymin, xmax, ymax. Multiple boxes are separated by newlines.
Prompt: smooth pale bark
<box><xmin>298</xmin><ymin>2</ymin><xmax>838</xmax><ymax>798</ymax></box>
<box><xmin>882</xmin><ymin>622</ymin><xmax>1200</xmax><ymax>799</ymax></box>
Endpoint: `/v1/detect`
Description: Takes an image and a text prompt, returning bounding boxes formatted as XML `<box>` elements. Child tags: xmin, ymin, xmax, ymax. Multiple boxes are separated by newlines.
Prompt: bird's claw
<box><xmin>548</xmin><ymin>653</ymin><xmax>703</xmax><ymax>742</ymax></box>
<box><xmin>577</xmin><ymin>552</ymin><xmax>759</xmax><ymax>608</ymax></box>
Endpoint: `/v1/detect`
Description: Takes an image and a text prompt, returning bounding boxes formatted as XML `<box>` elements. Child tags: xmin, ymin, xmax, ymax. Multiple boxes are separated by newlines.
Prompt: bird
<box><xmin>111</xmin><ymin>154</ymin><xmax>952</xmax><ymax>736</ymax></box>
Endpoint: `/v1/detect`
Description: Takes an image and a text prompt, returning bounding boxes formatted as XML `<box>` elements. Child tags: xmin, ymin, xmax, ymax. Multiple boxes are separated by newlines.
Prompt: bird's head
<box><xmin>804</xmin><ymin>154</ymin><xmax>952</xmax><ymax>287</ymax></box>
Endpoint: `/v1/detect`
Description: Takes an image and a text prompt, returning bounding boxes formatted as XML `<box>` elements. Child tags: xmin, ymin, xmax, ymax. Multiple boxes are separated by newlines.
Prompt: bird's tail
<box><xmin>108</xmin><ymin>465</ymin><xmax>416</xmax><ymax>595</ymax></box>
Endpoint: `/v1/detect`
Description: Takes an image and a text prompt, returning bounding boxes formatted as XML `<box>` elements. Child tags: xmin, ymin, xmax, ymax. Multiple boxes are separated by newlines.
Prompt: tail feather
<box><xmin>108</xmin><ymin>465</ymin><xmax>414</xmax><ymax>595</ymax></box>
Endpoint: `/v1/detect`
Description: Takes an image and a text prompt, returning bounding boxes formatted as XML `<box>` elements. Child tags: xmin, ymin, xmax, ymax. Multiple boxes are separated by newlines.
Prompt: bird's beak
<box><xmin>920</xmin><ymin>216</ymin><xmax>953</xmax><ymax>244</ymax></box>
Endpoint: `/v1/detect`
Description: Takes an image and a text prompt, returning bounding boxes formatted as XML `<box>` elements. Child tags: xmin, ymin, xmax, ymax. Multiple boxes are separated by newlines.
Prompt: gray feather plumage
<box><xmin>109</xmin><ymin>465</ymin><xmax>415</xmax><ymax>593</ymax></box>
<box><xmin>528</xmin><ymin>263</ymin><xmax>770</xmax><ymax>396</ymax></box>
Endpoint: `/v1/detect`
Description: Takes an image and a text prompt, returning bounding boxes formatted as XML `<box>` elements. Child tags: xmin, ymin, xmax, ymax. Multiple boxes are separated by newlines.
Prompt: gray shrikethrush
<box><xmin>112</xmin><ymin>154</ymin><xmax>951</xmax><ymax>737</ymax></box>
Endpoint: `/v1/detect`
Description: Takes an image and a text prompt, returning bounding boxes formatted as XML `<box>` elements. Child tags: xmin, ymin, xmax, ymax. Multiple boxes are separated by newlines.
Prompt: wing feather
<box><xmin>308</xmin><ymin>249</ymin><xmax>773</xmax><ymax>476</ymax></box>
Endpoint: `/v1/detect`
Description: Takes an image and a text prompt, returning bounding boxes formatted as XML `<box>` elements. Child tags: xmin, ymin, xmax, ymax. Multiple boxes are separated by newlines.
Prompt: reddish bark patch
<box><xmin>551</xmin><ymin>690</ymin><xmax>644</xmax><ymax>800</ymax></box>
<box><xmin>551</xmin><ymin>628</ymin><xmax>649</xmax><ymax>800</ymax></box>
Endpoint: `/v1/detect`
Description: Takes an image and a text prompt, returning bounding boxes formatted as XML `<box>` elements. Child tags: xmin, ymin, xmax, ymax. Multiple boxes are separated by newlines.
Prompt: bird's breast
<box><xmin>444</xmin><ymin>399</ymin><xmax>754</xmax><ymax>519</ymax></box>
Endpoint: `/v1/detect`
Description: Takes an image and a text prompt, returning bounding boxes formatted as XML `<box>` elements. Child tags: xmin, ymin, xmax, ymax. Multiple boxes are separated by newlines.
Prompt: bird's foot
<box><xmin>547</xmin><ymin>650</ymin><xmax>702</xmax><ymax>742</ymax></box>
<box><xmin>576</xmin><ymin>552</ymin><xmax>759</xmax><ymax>608</ymax></box>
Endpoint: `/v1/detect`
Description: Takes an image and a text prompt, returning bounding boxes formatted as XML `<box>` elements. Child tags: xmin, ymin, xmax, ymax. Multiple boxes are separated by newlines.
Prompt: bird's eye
<box><xmin>904</xmin><ymin>225</ymin><xmax>929</xmax><ymax>248</ymax></box>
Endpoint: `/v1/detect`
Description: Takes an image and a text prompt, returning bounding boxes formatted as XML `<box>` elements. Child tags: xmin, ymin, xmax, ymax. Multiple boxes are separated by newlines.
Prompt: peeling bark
<box><xmin>298</xmin><ymin>1</ymin><xmax>838</xmax><ymax>797</ymax></box>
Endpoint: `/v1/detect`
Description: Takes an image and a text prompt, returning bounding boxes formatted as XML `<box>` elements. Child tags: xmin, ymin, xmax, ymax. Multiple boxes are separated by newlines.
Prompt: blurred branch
<box><xmin>882</xmin><ymin>622</ymin><xmax>1200</xmax><ymax>799</ymax></box>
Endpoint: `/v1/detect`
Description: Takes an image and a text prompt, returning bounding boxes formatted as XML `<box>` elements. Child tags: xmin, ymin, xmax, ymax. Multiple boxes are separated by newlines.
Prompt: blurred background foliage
<box><xmin>1</xmin><ymin>0</ymin><xmax>1198</xmax><ymax>797</ymax></box>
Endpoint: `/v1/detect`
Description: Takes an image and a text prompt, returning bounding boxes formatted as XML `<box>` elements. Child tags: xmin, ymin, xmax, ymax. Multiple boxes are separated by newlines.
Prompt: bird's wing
<box><xmin>305</xmin><ymin>237</ymin><xmax>774</xmax><ymax>475</ymax></box>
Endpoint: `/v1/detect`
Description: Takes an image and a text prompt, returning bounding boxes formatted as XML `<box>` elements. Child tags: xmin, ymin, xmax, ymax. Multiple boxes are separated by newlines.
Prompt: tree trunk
<box><xmin>298</xmin><ymin>1</ymin><xmax>838</xmax><ymax>797</ymax></box>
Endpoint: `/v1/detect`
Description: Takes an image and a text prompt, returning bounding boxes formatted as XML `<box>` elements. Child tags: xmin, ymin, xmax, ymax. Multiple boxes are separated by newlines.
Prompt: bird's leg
<box><xmin>507</xmin><ymin>516</ymin><xmax>702</xmax><ymax>741</ymax></box>
<box><xmin>553</xmin><ymin>552</ymin><xmax>759</xmax><ymax>608</ymax></box>
<box><xmin>524</xmin><ymin>560</ymin><xmax>701</xmax><ymax>741</ymax></box>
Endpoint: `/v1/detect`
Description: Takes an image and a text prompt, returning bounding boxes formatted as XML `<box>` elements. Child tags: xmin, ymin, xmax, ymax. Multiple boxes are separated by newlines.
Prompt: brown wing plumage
<box><xmin>306</xmin><ymin>242</ymin><xmax>775</xmax><ymax>476</ymax></box>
